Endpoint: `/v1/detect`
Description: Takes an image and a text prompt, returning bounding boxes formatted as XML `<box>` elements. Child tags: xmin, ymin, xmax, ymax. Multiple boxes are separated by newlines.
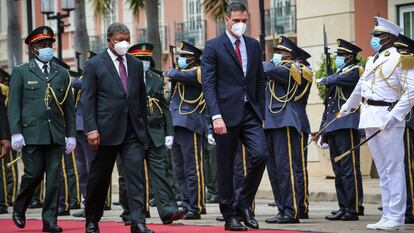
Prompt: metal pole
<box><xmin>57</xmin><ymin>13</ymin><xmax>63</xmax><ymax>60</ymax></box>
<box><xmin>27</xmin><ymin>0</ymin><xmax>33</xmax><ymax>59</ymax></box>
<box><xmin>259</xmin><ymin>0</ymin><xmax>266</xmax><ymax>61</ymax></box>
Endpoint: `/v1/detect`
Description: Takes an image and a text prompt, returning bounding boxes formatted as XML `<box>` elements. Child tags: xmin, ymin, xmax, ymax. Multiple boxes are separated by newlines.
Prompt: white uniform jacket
<box><xmin>343</xmin><ymin>47</ymin><xmax>414</xmax><ymax>129</ymax></box>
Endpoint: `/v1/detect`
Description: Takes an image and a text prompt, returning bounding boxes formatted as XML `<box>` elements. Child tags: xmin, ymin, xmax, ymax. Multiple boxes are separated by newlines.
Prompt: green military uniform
<box><xmin>8</xmin><ymin>26</ymin><xmax>76</xmax><ymax>227</ymax></box>
<box><xmin>125</xmin><ymin>43</ymin><xmax>183</xmax><ymax>223</ymax></box>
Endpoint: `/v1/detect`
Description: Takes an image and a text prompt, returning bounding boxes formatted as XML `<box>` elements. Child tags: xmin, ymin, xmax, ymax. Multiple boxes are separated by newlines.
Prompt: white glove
<box><xmin>382</xmin><ymin>114</ymin><xmax>399</xmax><ymax>130</ymax></box>
<box><xmin>317</xmin><ymin>136</ymin><xmax>329</xmax><ymax>149</ymax></box>
<box><xmin>165</xmin><ymin>136</ymin><xmax>173</xmax><ymax>149</ymax></box>
<box><xmin>337</xmin><ymin>105</ymin><xmax>350</xmax><ymax>118</ymax></box>
<box><xmin>316</xmin><ymin>78</ymin><xmax>324</xmax><ymax>84</ymax></box>
<box><xmin>207</xmin><ymin>134</ymin><xmax>216</xmax><ymax>145</ymax></box>
<box><xmin>65</xmin><ymin>137</ymin><xmax>76</xmax><ymax>154</ymax></box>
<box><xmin>11</xmin><ymin>134</ymin><xmax>25</xmax><ymax>152</ymax></box>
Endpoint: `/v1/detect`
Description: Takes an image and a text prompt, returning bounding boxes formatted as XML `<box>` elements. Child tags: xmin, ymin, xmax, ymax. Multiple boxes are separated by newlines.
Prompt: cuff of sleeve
<box><xmin>86</xmin><ymin>130</ymin><xmax>98</xmax><ymax>136</ymax></box>
<box><xmin>212</xmin><ymin>114</ymin><xmax>222</xmax><ymax>121</ymax></box>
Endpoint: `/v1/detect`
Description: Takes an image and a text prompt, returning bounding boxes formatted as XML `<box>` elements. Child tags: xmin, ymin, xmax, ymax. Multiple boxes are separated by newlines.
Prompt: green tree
<box><xmin>203</xmin><ymin>0</ymin><xmax>248</xmax><ymax>20</ymax></box>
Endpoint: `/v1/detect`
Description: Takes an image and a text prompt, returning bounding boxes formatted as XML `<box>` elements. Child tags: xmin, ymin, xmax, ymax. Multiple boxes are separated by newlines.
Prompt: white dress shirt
<box><xmin>107</xmin><ymin>48</ymin><xmax>128</xmax><ymax>76</ymax></box>
<box><xmin>35</xmin><ymin>59</ymin><xmax>50</xmax><ymax>75</ymax></box>
<box><xmin>225</xmin><ymin>30</ymin><xmax>248</xmax><ymax>76</ymax></box>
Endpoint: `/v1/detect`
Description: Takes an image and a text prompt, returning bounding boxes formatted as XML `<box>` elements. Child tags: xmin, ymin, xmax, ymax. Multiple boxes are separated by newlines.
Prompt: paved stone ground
<box><xmin>1</xmin><ymin>199</ymin><xmax>413</xmax><ymax>233</ymax></box>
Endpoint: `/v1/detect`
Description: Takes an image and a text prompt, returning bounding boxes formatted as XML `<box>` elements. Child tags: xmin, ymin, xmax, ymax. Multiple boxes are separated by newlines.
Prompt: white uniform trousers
<box><xmin>365</xmin><ymin>127</ymin><xmax>407</xmax><ymax>224</ymax></box>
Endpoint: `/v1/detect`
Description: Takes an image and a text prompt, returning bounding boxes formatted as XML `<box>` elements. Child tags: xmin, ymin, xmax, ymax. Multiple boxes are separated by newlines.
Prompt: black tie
<box><xmin>43</xmin><ymin>64</ymin><xmax>49</xmax><ymax>77</ymax></box>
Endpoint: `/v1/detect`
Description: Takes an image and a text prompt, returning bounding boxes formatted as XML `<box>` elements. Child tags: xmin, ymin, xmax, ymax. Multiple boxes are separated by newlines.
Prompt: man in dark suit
<box><xmin>201</xmin><ymin>2</ymin><xmax>267</xmax><ymax>231</ymax></box>
<box><xmin>81</xmin><ymin>23</ymin><xmax>153</xmax><ymax>233</ymax></box>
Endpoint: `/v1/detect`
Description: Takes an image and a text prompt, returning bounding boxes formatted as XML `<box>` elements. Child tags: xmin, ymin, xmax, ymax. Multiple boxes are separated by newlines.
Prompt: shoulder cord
<box><xmin>147</xmin><ymin>96</ymin><xmax>163</xmax><ymax>114</ymax></box>
<box><xmin>335</xmin><ymin>87</ymin><xmax>359</xmax><ymax>114</ymax></box>
<box><xmin>44</xmin><ymin>70</ymin><xmax>72</xmax><ymax>116</ymax></box>
<box><xmin>268</xmin><ymin>72</ymin><xmax>298</xmax><ymax>113</ymax></box>
<box><xmin>294</xmin><ymin>81</ymin><xmax>310</xmax><ymax>101</ymax></box>
<box><xmin>371</xmin><ymin>61</ymin><xmax>402</xmax><ymax>93</ymax></box>
<box><xmin>176</xmin><ymin>83</ymin><xmax>206</xmax><ymax>115</ymax></box>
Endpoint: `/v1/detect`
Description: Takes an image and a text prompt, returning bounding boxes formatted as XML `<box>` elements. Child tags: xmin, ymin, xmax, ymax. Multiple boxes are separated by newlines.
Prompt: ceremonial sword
<box><xmin>7</xmin><ymin>151</ymin><xmax>22</xmax><ymax>167</ymax></box>
<box><xmin>334</xmin><ymin>129</ymin><xmax>381</xmax><ymax>163</ymax></box>
<box><xmin>303</xmin><ymin>116</ymin><xmax>339</xmax><ymax>151</ymax></box>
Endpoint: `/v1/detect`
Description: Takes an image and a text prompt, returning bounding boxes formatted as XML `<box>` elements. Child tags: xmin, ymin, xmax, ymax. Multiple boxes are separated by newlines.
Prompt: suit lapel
<box><xmin>244</xmin><ymin>36</ymin><xmax>252</xmax><ymax>76</ymax></box>
<box><xmin>126</xmin><ymin>55</ymin><xmax>136</xmax><ymax>96</ymax></box>
<box><xmin>102</xmin><ymin>51</ymin><xmax>126</xmax><ymax>94</ymax></box>
<box><xmin>222</xmin><ymin>34</ymin><xmax>243</xmax><ymax>70</ymax></box>
<box><xmin>29</xmin><ymin>59</ymin><xmax>47</xmax><ymax>82</ymax></box>
<box><xmin>47</xmin><ymin>62</ymin><xmax>60</xmax><ymax>82</ymax></box>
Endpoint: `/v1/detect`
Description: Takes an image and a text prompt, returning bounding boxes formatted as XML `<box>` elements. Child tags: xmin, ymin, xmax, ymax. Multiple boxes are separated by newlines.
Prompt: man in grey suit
<box><xmin>81</xmin><ymin>23</ymin><xmax>152</xmax><ymax>233</ymax></box>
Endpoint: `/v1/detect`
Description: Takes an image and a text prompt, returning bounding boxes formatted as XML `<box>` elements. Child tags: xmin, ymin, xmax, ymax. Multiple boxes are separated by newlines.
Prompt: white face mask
<box><xmin>113</xmin><ymin>40</ymin><xmax>130</xmax><ymax>56</ymax></box>
<box><xmin>231</xmin><ymin>22</ymin><xmax>247</xmax><ymax>37</ymax></box>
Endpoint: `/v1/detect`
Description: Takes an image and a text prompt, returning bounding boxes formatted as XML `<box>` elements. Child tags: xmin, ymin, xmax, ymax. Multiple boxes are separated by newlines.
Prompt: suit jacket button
<box><xmin>48</xmin><ymin>119</ymin><xmax>51</xmax><ymax>122</ymax></box>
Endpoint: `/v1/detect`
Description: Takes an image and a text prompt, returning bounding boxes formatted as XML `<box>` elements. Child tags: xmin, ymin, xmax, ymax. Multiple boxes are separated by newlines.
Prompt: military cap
<box><xmin>394</xmin><ymin>34</ymin><xmax>414</xmax><ymax>52</ymax></box>
<box><xmin>128</xmin><ymin>43</ymin><xmax>154</xmax><ymax>57</ymax></box>
<box><xmin>371</xmin><ymin>16</ymin><xmax>402</xmax><ymax>36</ymax></box>
<box><xmin>25</xmin><ymin>26</ymin><xmax>55</xmax><ymax>45</ymax></box>
<box><xmin>178</xmin><ymin>41</ymin><xmax>202</xmax><ymax>59</ymax></box>
<box><xmin>297</xmin><ymin>47</ymin><xmax>311</xmax><ymax>66</ymax></box>
<box><xmin>274</xmin><ymin>36</ymin><xmax>301</xmax><ymax>58</ymax></box>
<box><xmin>335</xmin><ymin>39</ymin><xmax>362</xmax><ymax>55</ymax></box>
<box><xmin>0</xmin><ymin>68</ymin><xmax>10</xmax><ymax>79</ymax></box>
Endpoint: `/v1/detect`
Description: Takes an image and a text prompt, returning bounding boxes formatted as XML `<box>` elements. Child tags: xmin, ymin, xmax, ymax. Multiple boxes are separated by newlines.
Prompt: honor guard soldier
<box><xmin>294</xmin><ymin>49</ymin><xmax>313</xmax><ymax>219</ymax></box>
<box><xmin>394</xmin><ymin>34</ymin><xmax>414</xmax><ymax>224</ymax></box>
<box><xmin>317</xmin><ymin>39</ymin><xmax>364</xmax><ymax>221</ymax></box>
<box><xmin>0</xmin><ymin>69</ymin><xmax>11</xmax><ymax>214</ymax></box>
<box><xmin>126</xmin><ymin>43</ymin><xmax>185</xmax><ymax>224</ymax></box>
<box><xmin>340</xmin><ymin>17</ymin><xmax>414</xmax><ymax>230</ymax></box>
<box><xmin>263</xmin><ymin>36</ymin><xmax>303</xmax><ymax>224</ymax></box>
<box><xmin>0</xmin><ymin>68</ymin><xmax>19</xmax><ymax>209</ymax></box>
<box><xmin>8</xmin><ymin>26</ymin><xmax>76</xmax><ymax>232</ymax></box>
<box><xmin>164</xmin><ymin>41</ymin><xmax>206</xmax><ymax>220</ymax></box>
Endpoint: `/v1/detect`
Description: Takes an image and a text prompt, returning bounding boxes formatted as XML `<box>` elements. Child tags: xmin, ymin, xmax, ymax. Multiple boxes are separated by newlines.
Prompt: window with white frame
<box><xmin>398</xmin><ymin>4</ymin><xmax>414</xmax><ymax>39</ymax></box>
<box><xmin>186</xmin><ymin>0</ymin><xmax>202</xmax><ymax>30</ymax></box>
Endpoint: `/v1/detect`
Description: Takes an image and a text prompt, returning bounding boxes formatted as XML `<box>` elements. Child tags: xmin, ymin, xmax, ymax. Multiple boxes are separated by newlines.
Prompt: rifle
<box><xmin>318</xmin><ymin>25</ymin><xmax>333</xmax><ymax>145</ymax></box>
<box><xmin>169</xmin><ymin>44</ymin><xmax>176</xmax><ymax>69</ymax></box>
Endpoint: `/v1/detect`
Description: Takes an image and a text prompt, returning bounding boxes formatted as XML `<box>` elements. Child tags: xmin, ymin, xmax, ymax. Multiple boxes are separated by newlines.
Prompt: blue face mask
<box><xmin>370</xmin><ymin>37</ymin><xmax>382</xmax><ymax>52</ymax></box>
<box><xmin>335</xmin><ymin>56</ymin><xmax>346</xmax><ymax>70</ymax></box>
<box><xmin>177</xmin><ymin>57</ymin><xmax>188</xmax><ymax>69</ymax></box>
<box><xmin>36</xmin><ymin>47</ymin><xmax>54</xmax><ymax>62</ymax></box>
<box><xmin>272</xmin><ymin>53</ymin><xmax>282</xmax><ymax>64</ymax></box>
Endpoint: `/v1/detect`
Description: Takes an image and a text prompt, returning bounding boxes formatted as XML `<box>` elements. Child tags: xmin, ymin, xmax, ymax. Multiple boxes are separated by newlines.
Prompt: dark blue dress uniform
<box><xmin>263</xmin><ymin>36</ymin><xmax>303</xmax><ymax>224</ymax></box>
<box><xmin>319</xmin><ymin>39</ymin><xmax>364</xmax><ymax>220</ymax></box>
<box><xmin>395</xmin><ymin>34</ymin><xmax>414</xmax><ymax>224</ymax></box>
<box><xmin>166</xmin><ymin>41</ymin><xmax>206</xmax><ymax>219</ymax></box>
<box><xmin>293</xmin><ymin>50</ymin><xmax>313</xmax><ymax>219</ymax></box>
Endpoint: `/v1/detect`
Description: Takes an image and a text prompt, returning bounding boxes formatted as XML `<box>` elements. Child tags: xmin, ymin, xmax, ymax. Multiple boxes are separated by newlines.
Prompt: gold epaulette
<box><xmin>300</xmin><ymin>64</ymin><xmax>313</xmax><ymax>82</ymax></box>
<box><xmin>358</xmin><ymin>66</ymin><xmax>364</xmax><ymax>77</ymax></box>
<box><xmin>196</xmin><ymin>67</ymin><xmax>202</xmax><ymax>84</ymax></box>
<box><xmin>339</xmin><ymin>65</ymin><xmax>364</xmax><ymax>77</ymax></box>
<box><xmin>399</xmin><ymin>55</ymin><xmax>414</xmax><ymax>70</ymax></box>
<box><xmin>290</xmin><ymin>64</ymin><xmax>301</xmax><ymax>85</ymax></box>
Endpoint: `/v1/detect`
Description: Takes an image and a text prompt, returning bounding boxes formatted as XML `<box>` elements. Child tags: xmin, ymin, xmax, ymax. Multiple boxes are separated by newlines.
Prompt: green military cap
<box><xmin>25</xmin><ymin>26</ymin><xmax>55</xmax><ymax>45</ymax></box>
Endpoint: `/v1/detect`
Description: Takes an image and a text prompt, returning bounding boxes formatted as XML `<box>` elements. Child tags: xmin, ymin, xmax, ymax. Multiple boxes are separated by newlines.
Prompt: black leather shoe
<box><xmin>42</xmin><ymin>222</ymin><xmax>63</xmax><ymax>232</ymax></box>
<box><xmin>85</xmin><ymin>222</ymin><xmax>99</xmax><ymax>233</ymax></box>
<box><xmin>131</xmin><ymin>223</ymin><xmax>154</xmax><ymax>233</ymax></box>
<box><xmin>378</xmin><ymin>206</ymin><xmax>383</xmax><ymax>211</ymax></box>
<box><xmin>240</xmin><ymin>208</ymin><xmax>259</xmax><ymax>229</ymax></box>
<box><xmin>224</xmin><ymin>217</ymin><xmax>247</xmax><ymax>231</ymax></box>
<box><xmin>299</xmin><ymin>212</ymin><xmax>309</xmax><ymax>219</ymax></box>
<box><xmin>406</xmin><ymin>215</ymin><xmax>414</xmax><ymax>224</ymax></box>
<box><xmin>184</xmin><ymin>211</ymin><xmax>201</xmax><ymax>220</ymax></box>
<box><xmin>331</xmin><ymin>209</ymin><xmax>340</xmax><ymax>215</ymax></box>
<box><xmin>275</xmin><ymin>214</ymin><xmax>299</xmax><ymax>224</ymax></box>
<box><xmin>145</xmin><ymin>211</ymin><xmax>151</xmax><ymax>218</ymax></box>
<box><xmin>216</xmin><ymin>216</ymin><xmax>225</xmax><ymax>222</ymax></box>
<box><xmin>340</xmin><ymin>212</ymin><xmax>359</xmax><ymax>221</ymax></box>
<box><xmin>265</xmin><ymin>212</ymin><xmax>284</xmax><ymax>224</ymax></box>
<box><xmin>325</xmin><ymin>210</ymin><xmax>345</xmax><ymax>220</ymax></box>
<box><xmin>113</xmin><ymin>201</ymin><xmax>121</xmax><ymax>206</ymax></box>
<box><xmin>268</xmin><ymin>201</ymin><xmax>277</xmax><ymax>207</ymax></box>
<box><xmin>73</xmin><ymin>209</ymin><xmax>85</xmax><ymax>218</ymax></box>
<box><xmin>28</xmin><ymin>201</ymin><xmax>43</xmax><ymax>209</ymax></box>
<box><xmin>12</xmin><ymin>211</ymin><xmax>25</xmax><ymax>228</ymax></box>
<box><xmin>200</xmin><ymin>208</ymin><xmax>207</xmax><ymax>214</ymax></box>
<box><xmin>70</xmin><ymin>203</ymin><xmax>81</xmax><ymax>210</ymax></box>
<box><xmin>161</xmin><ymin>210</ymin><xmax>185</xmax><ymax>224</ymax></box>
<box><xmin>58</xmin><ymin>209</ymin><xmax>70</xmax><ymax>216</ymax></box>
